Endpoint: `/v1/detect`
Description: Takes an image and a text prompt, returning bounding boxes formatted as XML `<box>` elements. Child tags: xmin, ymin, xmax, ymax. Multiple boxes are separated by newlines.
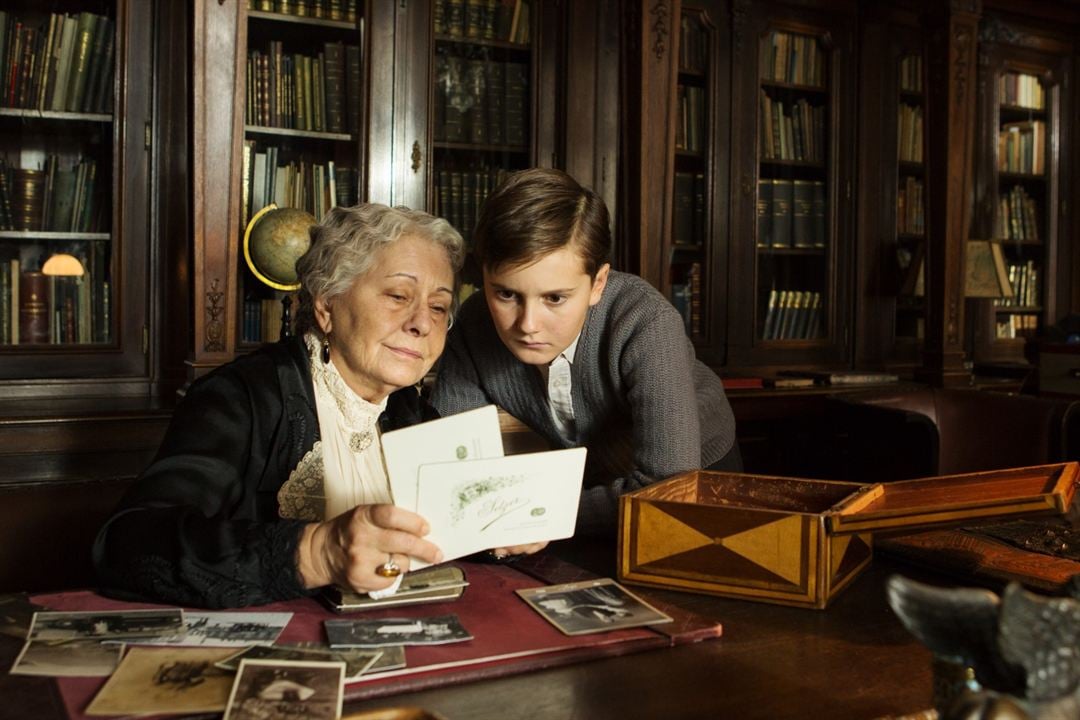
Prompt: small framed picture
<box><xmin>223</xmin><ymin>659</ymin><xmax>345</xmax><ymax>720</ymax></box>
<box><xmin>516</xmin><ymin>578</ymin><xmax>673</xmax><ymax>636</ymax></box>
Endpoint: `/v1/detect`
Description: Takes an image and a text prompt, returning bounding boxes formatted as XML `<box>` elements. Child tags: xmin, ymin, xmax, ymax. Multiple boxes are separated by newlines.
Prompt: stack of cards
<box><xmin>322</xmin><ymin>566</ymin><xmax>469</xmax><ymax>612</ymax></box>
<box><xmin>382</xmin><ymin>405</ymin><xmax>588</xmax><ymax>569</ymax></box>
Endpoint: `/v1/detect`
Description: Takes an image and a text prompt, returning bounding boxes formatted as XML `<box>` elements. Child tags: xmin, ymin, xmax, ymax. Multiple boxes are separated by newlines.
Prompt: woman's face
<box><xmin>315</xmin><ymin>233</ymin><xmax>455</xmax><ymax>402</ymax></box>
<box><xmin>483</xmin><ymin>245</ymin><xmax>610</xmax><ymax>366</ymax></box>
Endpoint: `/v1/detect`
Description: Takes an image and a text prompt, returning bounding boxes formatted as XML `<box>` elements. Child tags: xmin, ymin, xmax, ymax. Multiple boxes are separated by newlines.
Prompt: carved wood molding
<box><xmin>979</xmin><ymin>15</ymin><xmax>1032</xmax><ymax>48</ymax></box>
<box><xmin>732</xmin><ymin>0</ymin><xmax>748</xmax><ymax>55</ymax></box>
<box><xmin>952</xmin><ymin>25</ymin><xmax>971</xmax><ymax>107</ymax></box>
<box><xmin>205</xmin><ymin>279</ymin><xmax>225</xmax><ymax>352</ymax></box>
<box><xmin>650</xmin><ymin>0</ymin><xmax>669</xmax><ymax>60</ymax></box>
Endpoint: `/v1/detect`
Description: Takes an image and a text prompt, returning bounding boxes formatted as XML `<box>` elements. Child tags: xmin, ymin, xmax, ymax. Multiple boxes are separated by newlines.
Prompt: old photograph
<box><xmin>9</xmin><ymin>639</ymin><xmax>122</xmax><ymax>677</ymax></box>
<box><xmin>325</xmin><ymin>614</ymin><xmax>472</xmax><ymax>647</ymax></box>
<box><xmin>224</xmin><ymin>659</ymin><xmax>344</xmax><ymax>720</ymax></box>
<box><xmin>135</xmin><ymin>611</ymin><xmax>292</xmax><ymax>647</ymax></box>
<box><xmin>84</xmin><ymin>646</ymin><xmax>239</xmax><ymax>716</ymax></box>
<box><xmin>517</xmin><ymin>579</ymin><xmax>673</xmax><ymax>636</ymax></box>
<box><xmin>216</xmin><ymin>644</ymin><xmax>381</xmax><ymax>680</ymax></box>
<box><xmin>28</xmin><ymin>608</ymin><xmax>184</xmax><ymax>641</ymax></box>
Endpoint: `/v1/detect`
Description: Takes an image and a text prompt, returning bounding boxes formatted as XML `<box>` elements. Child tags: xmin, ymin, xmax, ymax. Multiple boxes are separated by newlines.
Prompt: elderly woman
<box><xmin>94</xmin><ymin>204</ymin><xmax>465</xmax><ymax>609</ymax></box>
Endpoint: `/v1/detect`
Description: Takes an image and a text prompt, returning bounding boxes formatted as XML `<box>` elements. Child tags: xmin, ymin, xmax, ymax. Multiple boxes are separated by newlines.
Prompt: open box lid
<box><xmin>826</xmin><ymin>462</ymin><xmax>1078</xmax><ymax>534</ymax></box>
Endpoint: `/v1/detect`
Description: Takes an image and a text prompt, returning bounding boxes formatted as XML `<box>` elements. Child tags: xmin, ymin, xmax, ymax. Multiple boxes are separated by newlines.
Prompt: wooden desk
<box><xmin>1</xmin><ymin>548</ymin><xmax>936</xmax><ymax>720</ymax></box>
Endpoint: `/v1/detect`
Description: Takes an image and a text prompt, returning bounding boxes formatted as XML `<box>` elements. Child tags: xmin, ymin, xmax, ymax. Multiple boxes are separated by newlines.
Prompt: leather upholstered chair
<box><xmin>825</xmin><ymin>387</ymin><xmax>1080</xmax><ymax>482</ymax></box>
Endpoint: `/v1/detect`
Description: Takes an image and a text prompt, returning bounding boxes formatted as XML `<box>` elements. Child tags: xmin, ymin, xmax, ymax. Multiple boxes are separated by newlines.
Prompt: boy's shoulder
<box><xmin>600</xmin><ymin>271</ymin><xmax>678</xmax><ymax>321</ymax></box>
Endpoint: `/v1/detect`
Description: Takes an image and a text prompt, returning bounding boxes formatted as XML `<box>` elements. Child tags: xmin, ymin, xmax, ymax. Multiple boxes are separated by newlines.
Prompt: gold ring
<box><xmin>375</xmin><ymin>553</ymin><xmax>401</xmax><ymax>578</ymax></box>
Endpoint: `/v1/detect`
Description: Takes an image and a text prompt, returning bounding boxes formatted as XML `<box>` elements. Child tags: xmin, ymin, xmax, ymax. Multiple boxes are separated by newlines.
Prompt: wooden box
<box><xmin>618</xmin><ymin>463</ymin><xmax>1077</xmax><ymax>609</ymax></box>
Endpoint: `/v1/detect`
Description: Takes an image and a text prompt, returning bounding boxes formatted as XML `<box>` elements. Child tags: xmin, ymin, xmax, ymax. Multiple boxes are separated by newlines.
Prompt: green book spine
<box><xmin>771</xmin><ymin>179</ymin><xmax>792</xmax><ymax>247</ymax></box>
<box><xmin>756</xmin><ymin>179</ymin><xmax>772</xmax><ymax>247</ymax></box>
<box><xmin>792</xmin><ymin>180</ymin><xmax>814</xmax><ymax>248</ymax></box>
<box><xmin>65</xmin><ymin>12</ymin><xmax>97</xmax><ymax>112</ymax></box>
<box><xmin>322</xmin><ymin>42</ymin><xmax>345</xmax><ymax>133</ymax></box>
<box><xmin>80</xmin><ymin>13</ymin><xmax>109</xmax><ymax>112</ymax></box>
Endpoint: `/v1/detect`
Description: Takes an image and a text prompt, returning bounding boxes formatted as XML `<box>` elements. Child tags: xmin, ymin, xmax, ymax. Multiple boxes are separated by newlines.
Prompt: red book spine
<box><xmin>18</xmin><ymin>270</ymin><xmax>49</xmax><ymax>344</ymax></box>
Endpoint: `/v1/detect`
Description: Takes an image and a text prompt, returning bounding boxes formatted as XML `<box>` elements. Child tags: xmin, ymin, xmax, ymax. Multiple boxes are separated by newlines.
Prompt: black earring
<box><xmin>321</xmin><ymin>337</ymin><xmax>331</xmax><ymax>364</ymax></box>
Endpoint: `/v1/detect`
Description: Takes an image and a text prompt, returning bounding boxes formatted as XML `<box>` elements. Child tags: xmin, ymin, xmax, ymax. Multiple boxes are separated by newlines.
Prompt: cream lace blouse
<box><xmin>277</xmin><ymin>333</ymin><xmax>392</xmax><ymax>521</ymax></box>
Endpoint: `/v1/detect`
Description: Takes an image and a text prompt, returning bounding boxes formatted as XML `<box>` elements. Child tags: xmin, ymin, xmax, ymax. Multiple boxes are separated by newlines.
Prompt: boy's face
<box><xmin>483</xmin><ymin>246</ymin><xmax>610</xmax><ymax>366</ymax></box>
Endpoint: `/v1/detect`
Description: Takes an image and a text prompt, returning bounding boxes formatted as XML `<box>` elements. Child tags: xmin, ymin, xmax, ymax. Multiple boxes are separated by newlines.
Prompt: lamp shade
<box><xmin>41</xmin><ymin>253</ymin><xmax>85</xmax><ymax>277</ymax></box>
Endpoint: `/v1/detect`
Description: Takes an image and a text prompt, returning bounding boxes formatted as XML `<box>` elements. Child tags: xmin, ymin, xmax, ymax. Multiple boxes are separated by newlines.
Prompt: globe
<box><xmin>243</xmin><ymin>204</ymin><xmax>317</xmax><ymax>291</ymax></box>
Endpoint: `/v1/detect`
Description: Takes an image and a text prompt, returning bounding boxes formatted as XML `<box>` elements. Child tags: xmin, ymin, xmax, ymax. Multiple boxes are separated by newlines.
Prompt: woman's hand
<box><xmin>297</xmin><ymin>504</ymin><xmax>443</xmax><ymax>592</ymax></box>
<box><xmin>489</xmin><ymin>541</ymin><xmax>548</xmax><ymax>559</ymax></box>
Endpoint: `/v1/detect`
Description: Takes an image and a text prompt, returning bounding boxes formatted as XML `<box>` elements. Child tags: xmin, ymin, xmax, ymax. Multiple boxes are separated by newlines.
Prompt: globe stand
<box><xmin>279</xmin><ymin>294</ymin><xmax>293</xmax><ymax>342</ymax></box>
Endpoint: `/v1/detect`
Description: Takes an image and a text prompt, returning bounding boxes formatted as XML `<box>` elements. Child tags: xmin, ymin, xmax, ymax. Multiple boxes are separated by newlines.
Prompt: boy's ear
<box><xmin>588</xmin><ymin>264</ymin><xmax>611</xmax><ymax>306</ymax></box>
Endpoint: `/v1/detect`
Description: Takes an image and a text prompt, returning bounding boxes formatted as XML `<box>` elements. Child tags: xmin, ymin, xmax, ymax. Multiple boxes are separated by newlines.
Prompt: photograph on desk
<box><xmin>289</xmin><ymin>641</ymin><xmax>408</xmax><ymax>676</ymax></box>
<box><xmin>84</xmin><ymin>646</ymin><xmax>238</xmax><ymax>716</ymax></box>
<box><xmin>9</xmin><ymin>638</ymin><xmax>121</xmax><ymax>677</ymax></box>
<box><xmin>325</xmin><ymin>614</ymin><xmax>472</xmax><ymax>648</ymax></box>
<box><xmin>132</xmin><ymin>611</ymin><xmax>293</xmax><ymax>647</ymax></box>
<box><xmin>28</xmin><ymin>608</ymin><xmax>184</xmax><ymax>641</ymax></box>
<box><xmin>216</xmin><ymin>644</ymin><xmax>382</xmax><ymax>681</ymax></box>
<box><xmin>223</xmin><ymin>659</ymin><xmax>345</xmax><ymax>720</ymax></box>
<box><xmin>516</xmin><ymin>578</ymin><xmax>672</xmax><ymax>636</ymax></box>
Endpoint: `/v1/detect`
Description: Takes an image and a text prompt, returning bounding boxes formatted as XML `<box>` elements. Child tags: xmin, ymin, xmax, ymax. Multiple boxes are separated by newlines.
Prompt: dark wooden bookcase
<box><xmin>727</xmin><ymin>2</ymin><xmax>855</xmax><ymax>369</ymax></box>
<box><xmin>969</xmin><ymin>14</ymin><xmax>1072</xmax><ymax>364</ymax></box>
<box><xmin>0</xmin><ymin>0</ymin><xmax>152</xmax><ymax>395</ymax></box>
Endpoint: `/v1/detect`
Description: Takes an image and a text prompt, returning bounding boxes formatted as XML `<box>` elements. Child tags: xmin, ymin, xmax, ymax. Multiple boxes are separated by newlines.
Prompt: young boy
<box><xmin>431</xmin><ymin>168</ymin><xmax>739</xmax><ymax>534</ymax></box>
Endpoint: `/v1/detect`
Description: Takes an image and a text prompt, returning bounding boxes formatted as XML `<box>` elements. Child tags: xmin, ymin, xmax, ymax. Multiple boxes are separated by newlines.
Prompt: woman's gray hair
<box><xmin>294</xmin><ymin>203</ymin><xmax>465</xmax><ymax>337</ymax></box>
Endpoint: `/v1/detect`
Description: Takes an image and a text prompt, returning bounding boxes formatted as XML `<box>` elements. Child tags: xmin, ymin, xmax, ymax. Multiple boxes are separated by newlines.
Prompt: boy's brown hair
<box><xmin>473</xmin><ymin>168</ymin><xmax>611</xmax><ymax>278</ymax></box>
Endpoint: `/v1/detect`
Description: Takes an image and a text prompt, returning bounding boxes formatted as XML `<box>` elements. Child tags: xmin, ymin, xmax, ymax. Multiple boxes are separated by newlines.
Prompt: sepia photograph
<box><xmin>84</xmin><ymin>646</ymin><xmax>239</xmax><ymax>716</ymax></box>
<box><xmin>325</xmin><ymin>614</ymin><xmax>472</xmax><ymax>648</ymax></box>
<box><xmin>223</xmin><ymin>659</ymin><xmax>344</xmax><ymax>720</ymax></box>
<box><xmin>135</xmin><ymin>611</ymin><xmax>293</xmax><ymax>647</ymax></box>
<box><xmin>289</xmin><ymin>641</ymin><xmax>408</xmax><ymax>676</ymax></box>
<box><xmin>216</xmin><ymin>644</ymin><xmax>381</xmax><ymax>680</ymax></box>
<box><xmin>28</xmin><ymin>608</ymin><xmax>185</xmax><ymax>642</ymax></box>
<box><xmin>517</xmin><ymin>579</ymin><xmax>673</xmax><ymax>636</ymax></box>
<box><xmin>9</xmin><ymin>639</ymin><xmax>122</xmax><ymax>677</ymax></box>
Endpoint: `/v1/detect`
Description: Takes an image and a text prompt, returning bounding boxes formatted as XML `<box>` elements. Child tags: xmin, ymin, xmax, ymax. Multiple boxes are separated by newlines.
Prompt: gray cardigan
<box><xmin>431</xmin><ymin>271</ymin><xmax>736</xmax><ymax>533</ymax></box>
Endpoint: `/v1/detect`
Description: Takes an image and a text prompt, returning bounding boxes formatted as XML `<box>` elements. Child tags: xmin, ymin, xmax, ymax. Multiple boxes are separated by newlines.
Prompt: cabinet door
<box><xmin>239</xmin><ymin>2</ymin><xmax>366</xmax><ymax>347</ymax></box>
<box><xmin>728</xmin><ymin>4</ymin><xmax>854</xmax><ymax>368</ymax></box>
<box><xmin>971</xmin><ymin>20</ymin><xmax>1071</xmax><ymax>362</ymax></box>
<box><xmin>665</xmin><ymin>1</ymin><xmax>730</xmax><ymax>364</ymax></box>
<box><xmin>0</xmin><ymin>0</ymin><xmax>151</xmax><ymax>391</ymax></box>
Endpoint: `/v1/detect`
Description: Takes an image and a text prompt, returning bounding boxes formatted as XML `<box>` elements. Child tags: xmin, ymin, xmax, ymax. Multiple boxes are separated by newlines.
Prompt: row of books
<box><xmin>998</xmin><ymin>120</ymin><xmax>1045</xmax><ymax>175</ymax></box>
<box><xmin>434</xmin><ymin>0</ymin><xmax>531</xmax><ymax>44</ymax></box>
<box><xmin>0</xmin><ymin>11</ymin><xmax>114</xmax><ymax>114</ymax></box>
<box><xmin>247</xmin><ymin>0</ymin><xmax>359</xmax><ymax>23</ymax></box>
<box><xmin>999</xmin><ymin>71</ymin><xmax>1044</xmax><ymax>110</ymax></box>
<box><xmin>994</xmin><ymin>259</ymin><xmax>1039</xmax><ymax>309</ymax></box>
<box><xmin>0</xmin><ymin>255</ymin><xmax>109</xmax><ymax>345</ymax></box>
<box><xmin>433</xmin><ymin>55</ymin><xmax>528</xmax><ymax>146</ymax></box>
<box><xmin>242</xmin><ymin>141</ymin><xmax>358</xmax><ymax>224</ymax></box>
<box><xmin>762</xmin><ymin>289</ymin><xmax>823</xmax><ymax>341</ymax></box>
<box><xmin>759</xmin><ymin>92</ymin><xmax>825</xmax><ymax>163</ymax></box>
<box><xmin>897</xmin><ymin>176</ymin><xmax>925</xmax><ymax>236</ymax></box>
<box><xmin>759</xmin><ymin>31</ymin><xmax>825</xmax><ymax>88</ymax></box>
<box><xmin>670</xmin><ymin>262</ymin><xmax>702</xmax><ymax>337</ymax></box>
<box><xmin>675</xmin><ymin>84</ymin><xmax>706</xmax><ymax>154</ymax></box>
<box><xmin>756</xmin><ymin>179</ymin><xmax>826</xmax><ymax>248</ymax></box>
<box><xmin>995</xmin><ymin>313</ymin><xmax>1038</xmax><ymax>339</ymax></box>
<box><xmin>672</xmin><ymin>172</ymin><xmax>706</xmax><ymax>246</ymax></box>
<box><xmin>679</xmin><ymin>14</ymin><xmax>708</xmax><ymax>75</ymax></box>
<box><xmin>897</xmin><ymin>103</ymin><xmax>923</xmax><ymax>163</ymax></box>
<box><xmin>241</xmin><ymin>296</ymin><xmax>295</xmax><ymax>344</ymax></box>
<box><xmin>0</xmin><ymin>158</ymin><xmax>103</xmax><ymax>233</ymax></box>
<box><xmin>434</xmin><ymin>167</ymin><xmax>510</xmax><ymax>244</ymax></box>
<box><xmin>899</xmin><ymin>55</ymin><xmax>923</xmax><ymax>93</ymax></box>
<box><xmin>995</xmin><ymin>184</ymin><xmax>1040</xmax><ymax>242</ymax></box>
<box><xmin>246</xmin><ymin>41</ymin><xmax>361</xmax><ymax>135</ymax></box>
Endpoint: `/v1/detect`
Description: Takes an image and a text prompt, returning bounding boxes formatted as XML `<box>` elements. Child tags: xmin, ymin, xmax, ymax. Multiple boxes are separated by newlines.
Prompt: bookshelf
<box><xmin>430</xmin><ymin>0</ymin><xmax>536</xmax><ymax>292</ymax></box>
<box><xmin>892</xmin><ymin>48</ymin><xmax>927</xmax><ymax>363</ymax></box>
<box><xmin>971</xmin><ymin>18</ymin><xmax>1070</xmax><ymax>365</ymax></box>
<box><xmin>239</xmin><ymin>0</ymin><xmax>364</xmax><ymax>345</ymax></box>
<box><xmin>0</xmin><ymin>0</ymin><xmax>151</xmax><ymax>387</ymax></box>
<box><xmin>665</xmin><ymin>7</ymin><xmax>713</xmax><ymax>346</ymax></box>
<box><xmin>728</xmin><ymin>5</ymin><xmax>854</xmax><ymax>370</ymax></box>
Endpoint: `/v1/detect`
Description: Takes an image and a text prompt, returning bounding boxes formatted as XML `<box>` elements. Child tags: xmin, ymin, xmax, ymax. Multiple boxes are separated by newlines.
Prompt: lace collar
<box><xmin>305</xmin><ymin>333</ymin><xmax>387</xmax><ymax>452</ymax></box>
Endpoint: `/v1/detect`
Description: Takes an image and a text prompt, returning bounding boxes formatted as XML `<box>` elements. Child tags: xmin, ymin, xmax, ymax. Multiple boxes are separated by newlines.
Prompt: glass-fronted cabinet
<box><xmin>0</xmin><ymin>0</ymin><xmax>151</xmax><ymax>384</ymax></box>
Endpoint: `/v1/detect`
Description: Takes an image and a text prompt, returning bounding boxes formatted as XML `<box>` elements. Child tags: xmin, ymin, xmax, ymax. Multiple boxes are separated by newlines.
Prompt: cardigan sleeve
<box><xmin>576</xmin><ymin>303</ymin><xmax>706</xmax><ymax>534</ymax></box>
<box><xmin>93</xmin><ymin>364</ymin><xmax>312</xmax><ymax>609</ymax></box>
